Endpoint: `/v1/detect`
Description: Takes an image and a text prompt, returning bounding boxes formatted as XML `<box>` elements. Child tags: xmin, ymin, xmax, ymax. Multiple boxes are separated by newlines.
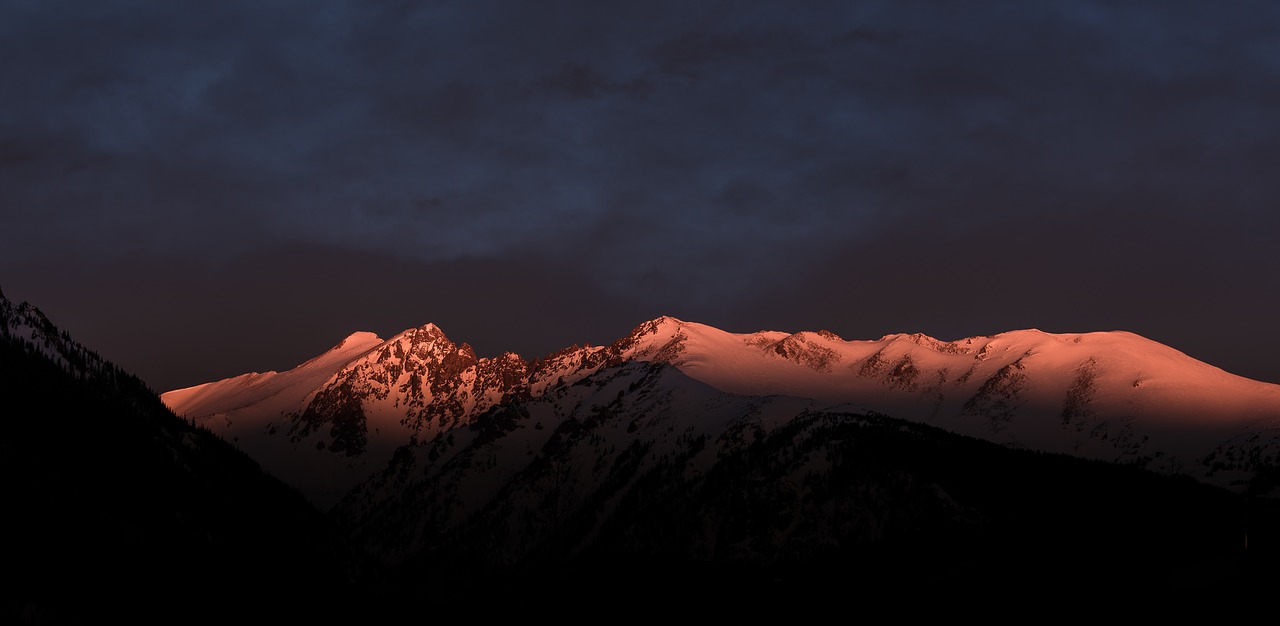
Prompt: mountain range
<box><xmin>7</xmin><ymin>286</ymin><xmax>1280</xmax><ymax>619</ymax></box>
<box><xmin>159</xmin><ymin>313</ymin><xmax>1280</xmax><ymax>598</ymax></box>
<box><xmin>163</xmin><ymin>316</ymin><xmax>1280</xmax><ymax>513</ymax></box>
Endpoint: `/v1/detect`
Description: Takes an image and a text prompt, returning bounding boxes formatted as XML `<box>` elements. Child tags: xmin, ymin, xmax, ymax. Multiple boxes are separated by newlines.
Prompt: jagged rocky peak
<box><xmin>373</xmin><ymin>322</ymin><xmax>479</xmax><ymax>371</ymax></box>
<box><xmin>475</xmin><ymin>351</ymin><xmax>531</xmax><ymax>397</ymax></box>
<box><xmin>770</xmin><ymin>331</ymin><xmax>843</xmax><ymax>373</ymax></box>
<box><xmin>527</xmin><ymin>343</ymin><xmax>608</xmax><ymax>392</ymax></box>
<box><xmin>878</xmin><ymin>331</ymin><xmax>970</xmax><ymax>355</ymax></box>
<box><xmin>779</xmin><ymin>330</ymin><xmax>829</xmax><ymax>343</ymax></box>
<box><xmin>622</xmin><ymin>315</ymin><xmax>688</xmax><ymax>341</ymax></box>
<box><xmin>295</xmin><ymin>321</ymin><xmax>545</xmax><ymax>448</ymax></box>
<box><xmin>400</xmin><ymin>322</ymin><xmax>456</xmax><ymax>348</ymax></box>
<box><xmin>814</xmin><ymin>329</ymin><xmax>844</xmax><ymax>342</ymax></box>
<box><xmin>530</xmin><ymin>343</ymin><xmax>599</xmax><ymax>370</ymax></box>
<box><xmin>606</xmin><ymin>315</ymin><xmax>691</xmax><ymax>363</ymax></box>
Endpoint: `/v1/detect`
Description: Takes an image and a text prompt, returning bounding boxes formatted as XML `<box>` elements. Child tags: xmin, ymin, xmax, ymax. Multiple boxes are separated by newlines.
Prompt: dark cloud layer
<box><xmin>4</xmin><ymin>1</ymin><xmax>1280</xmax><ymax>390</ymax></box>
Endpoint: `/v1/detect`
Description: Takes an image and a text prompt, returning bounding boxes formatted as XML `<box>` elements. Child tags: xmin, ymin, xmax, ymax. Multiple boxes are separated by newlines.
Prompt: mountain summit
<box><xmin>162</xmin><ymin>317</ymin><xmax>1280</xmax><ymax>509</ymax></box>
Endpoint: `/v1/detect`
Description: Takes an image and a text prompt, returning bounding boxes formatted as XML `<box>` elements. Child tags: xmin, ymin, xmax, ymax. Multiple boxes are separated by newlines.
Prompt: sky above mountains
<box><xmin>3</xmin><ymin>1</ymin><xmax>1279</xmax><ymax>392</ymax></box>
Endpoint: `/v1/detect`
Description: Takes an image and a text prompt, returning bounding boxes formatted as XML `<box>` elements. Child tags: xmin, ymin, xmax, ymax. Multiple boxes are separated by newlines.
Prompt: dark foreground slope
<box><xmin>0</xmin><ymin>292</ymin><xmax>376</xmax><ymax>624</ymax></box>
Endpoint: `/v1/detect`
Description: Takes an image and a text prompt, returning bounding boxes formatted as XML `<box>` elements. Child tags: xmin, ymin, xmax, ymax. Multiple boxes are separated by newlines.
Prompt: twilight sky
<box><xmin>3</xmin><ymin>1</ymin><xmax>1280</xmax><ymax>392</ymax></box>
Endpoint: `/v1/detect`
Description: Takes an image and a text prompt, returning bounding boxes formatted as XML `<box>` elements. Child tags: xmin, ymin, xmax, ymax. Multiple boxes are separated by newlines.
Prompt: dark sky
<box><xmin>4</xmin><ymin>1</ymin><xmax>1280</xmax><ymax>392</ymax></box>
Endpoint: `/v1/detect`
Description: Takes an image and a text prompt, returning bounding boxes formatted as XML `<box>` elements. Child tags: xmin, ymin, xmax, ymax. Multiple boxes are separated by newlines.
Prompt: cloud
<box><xmin>4</xmin><ymin>1</ymin><xmax>1280</xmax><ymax>383</ymax></box>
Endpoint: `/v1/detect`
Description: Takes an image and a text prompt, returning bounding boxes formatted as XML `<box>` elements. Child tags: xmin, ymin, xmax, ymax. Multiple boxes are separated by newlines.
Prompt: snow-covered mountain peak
<box><xmin>163</xmin><ymin>330</ymin><xmax>384</xmax><ymax>420</ymax></box>
<box><xmin>333</xmin><ymin>331</ymin><xmax>382</xmax><ymax>350</ymax></box>
<box><xmin>607</xmin><ymin>316</ymin><xmax>693</xmax><ymax>360</ymax></box>
<box><xmin>621</xmin><ymin>315</ymin><xmax>692</xmax><ymax>338</ymax></box>
<box><xmin>416</xmin><ymin>321</ymin><xmax>447</xmax><ymax>338</ymax></box>
<box><xmin>649</xmin><ymin>314</ymin><xmax>687</xmax><ymax>326</ymax></box>
<box><xmin>289</xmin><ymin>331</ymin><xmax>385</xmax><ymax>372</ymax></box>
<box><xmin>386</xmin><ymin>321</ymin><xmax>450</xmax><ymax>345</ymax></box>
<box><xmin>381</xmin><ymin>322</ymin><xmax>479</xmax><ymax>361</ymax></box>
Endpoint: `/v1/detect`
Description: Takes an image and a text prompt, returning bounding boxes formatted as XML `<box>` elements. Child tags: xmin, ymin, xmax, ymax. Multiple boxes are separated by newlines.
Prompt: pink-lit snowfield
<box><xmin>163</xmin><ymin>317</ymin><xmax>1280</xmax><ymax>508</ymax></box>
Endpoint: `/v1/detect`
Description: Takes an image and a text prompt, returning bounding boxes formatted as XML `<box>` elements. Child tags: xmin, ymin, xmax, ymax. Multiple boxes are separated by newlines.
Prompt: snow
<box><xmin>160</xmin><ymin>316</ymin><xmax>1280</xmax><ymax>505</ymax></box>
<box><xmin>607</xmin><ymin>319</ymin><xmax>1280</xmax><ymax>476</ymax></box>
<box><xmin>162</xmin><ymin>331</ymin><xmax>386</xmax><ymax>418</ymax></box>
<box><xmin>630</xmin><ymin>321</ymin><xmax>1278</xmax><ymax>419</ymax></box>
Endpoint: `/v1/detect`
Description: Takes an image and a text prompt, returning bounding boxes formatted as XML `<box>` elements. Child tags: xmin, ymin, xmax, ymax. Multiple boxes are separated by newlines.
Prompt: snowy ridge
<box><xmin>161</xmin><ymin>315</ymin><xmax>1280</xmax><ymax>508</ymax></box>
<box><xmin>611</xmin><ymin>318</ymin><xmax>1280</xmax><ymax>483</ymax></box>
<box><xmin>164</xmin><ymin>331</ymin><xmax>385</xmax><ymax>419</ymax></box>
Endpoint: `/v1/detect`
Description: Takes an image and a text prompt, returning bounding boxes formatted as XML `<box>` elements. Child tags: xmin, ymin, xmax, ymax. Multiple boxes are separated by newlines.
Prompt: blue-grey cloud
<box><xmin>4</xmin><ymin>1</ymin><xmax>1280</xmax><ymax>387</ymax></box>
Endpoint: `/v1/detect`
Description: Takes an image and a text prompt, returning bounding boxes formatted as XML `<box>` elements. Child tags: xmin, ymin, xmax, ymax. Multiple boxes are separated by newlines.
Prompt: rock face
<box><xmin>289</xmin><ymin>324</ymin><xmax>532</xmax><ymax>456</ymax></box>
<box><xmin>163</xmin><ymin>316</ymin><xmax>1280</xmax><ymax>510</ymax></box>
